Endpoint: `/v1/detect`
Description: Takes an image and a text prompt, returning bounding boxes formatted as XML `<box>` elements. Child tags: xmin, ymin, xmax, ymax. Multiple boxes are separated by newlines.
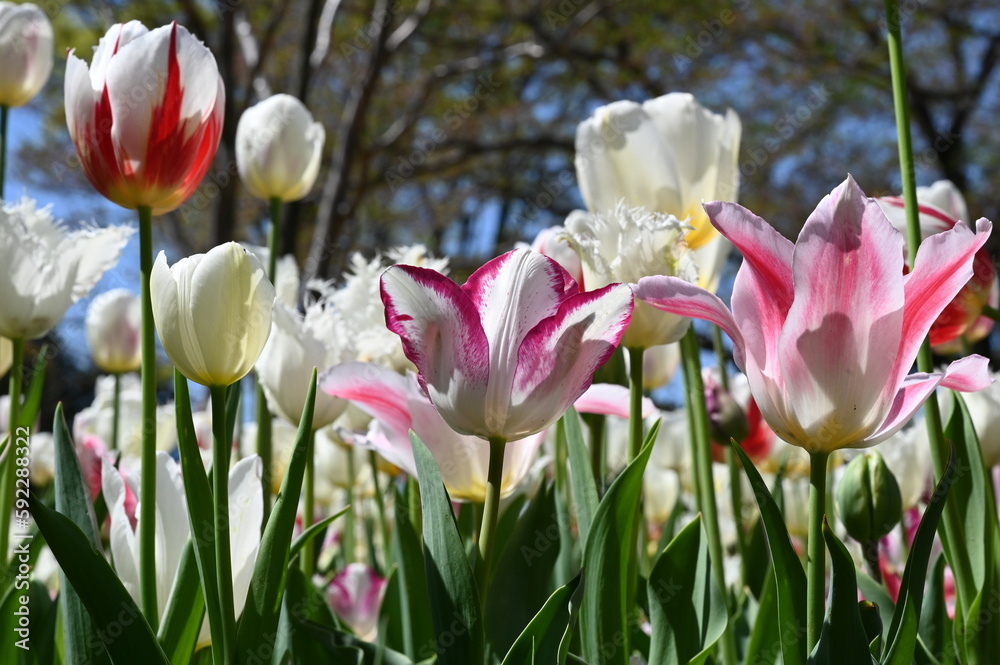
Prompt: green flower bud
<box><xmin>837</xmin><ymin>451</ymin><xmax>903</xmax><ymax>543</ymax></box>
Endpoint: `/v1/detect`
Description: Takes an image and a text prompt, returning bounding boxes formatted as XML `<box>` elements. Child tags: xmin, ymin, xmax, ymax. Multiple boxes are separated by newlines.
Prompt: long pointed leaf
<box><xmin>410</xmin><ymin>431</ymin><xmax>484</xmax><ymax>665</ymax></box>
<box><xmin>502</xmin><ymin>575</ymin><xmax>581</xmax><ymax>665</ymax></box>
<box><xmin>235</xmin><ymin>369</ymin><xmax>318</xmax><ymax>662</ymax></box>
<box><xmin>158</xmin><ymin>540</ymin><xmax>206</xmax><ymax>665</ymax></box>
<box><xmin>563</xmin><ymin>407</ymin><xmax>598</xmax><ymax>544</ymax></box>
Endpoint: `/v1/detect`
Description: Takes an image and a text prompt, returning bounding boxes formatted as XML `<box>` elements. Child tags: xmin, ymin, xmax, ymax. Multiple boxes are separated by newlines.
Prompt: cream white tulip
<box><xmin>255</xmin><ymin>303</ymin><xmax>348</xmax><ymax>430</ymax></box>
<box><xmin>0</xmin><ymin>2</ymin><xmax>52</xmax><ymax>107</ymax></box>
<box><xmin>563</xmin><ymin>203</ymin><xmax>697</xmax><ymax>348</ymax></box>
<box><xmin>0</xmin><ymin>196</ymin><xmax>132</xmax><ymax>339</ymax></box>
<box><xmin>236</xmin><ymin>94</ymin><xmax>325</xmax><ymax>202</ymax></box>
<box><xmin>243</xmin><ymin>244</ymin><xmax>300</xmax><ymax>307</ymax></box>
<box><xmin>575</xmin><ymin>92</ymin><xmax>741</xmax><ymax>291</ymax></box>
<box><xmin>86</xmin><ymin>288</ymin><xmax>141</xmax><ymax>373</ymax></box>
<box><xmin>151</xmin><ymin>242</ymin><xmax>275</xmax><ymax>387</ymax></box>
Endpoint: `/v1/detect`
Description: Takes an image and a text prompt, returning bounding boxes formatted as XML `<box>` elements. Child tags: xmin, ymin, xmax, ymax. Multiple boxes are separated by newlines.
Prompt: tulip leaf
<box><xmin>552</xmin><ymin>418</ymin><xmax>577</xmax><ymax>589</ymax></box>
<box><xmin>743</xmin><ymin>566</ymin><xmax>781</xmax><ymax>665</ymax></box>
<box><xmin>1</xmin><ymin>580</ymin><xmax>57</xmax><ymax>665</ymax></box>
<box><xmin>647</xmin><ymin>514</ymin><xmax>728</xmax><ymax>665</ymax></box>
<box><xmin>744</xmin><ymin>460</ymin><xmax>787</xmax><ymax>600</ymax></box>
<box><xmin>733</xmin><ymin>439</ymin><xmax>807</xmax><ymax>665</ymax></box>
<box><xmin>16</xmin><ymin>344</ymin><xmax>48</xmax><ymax>430</ymax></box>
<box><xmin>579</xmin><ymin>425</ymin><xmax>656</xmax><ymax>665</ymax></box>
<box><xmin>917</xmin><ymin>553</ymin><xmax>952</xmax><ymax>662</ymax></box>
<box><xmin>29</xmin><ymin>493</ymin><xmax>169</xmax><ymax>664</ymax></box>
<box><xmin>562</xmin><ymin>407</ymin><xmax>598</xmax><ymax>544</ymax></box>
<box><xmin>883</xmin><ymin>445</ymin><xmax>956</xmax><ymax>665</ymax></box>
<box><xmin>808</xmin><ymin>519</ymin><xmax>876</xmax><ymax>664</ymax></box>
<box><xmin>487</xmin><ymin>482</ymin><xmax>561</xmax><ymax>656</ymax></box>
<box><xmin>235</xmin><ymin>369</ymin><xmax>318</xmax><ymax>662</ymax></box>
<box><xmin>289</xmin><ymin>506</ymin><xmax>349</xmax><ymax>559</ymax></box>
<box><xmin>382</xmin><ymin>482</ymin><xmax>434</xmax><ymax>661</ymax></box>
<box><xmin>157</xmin><ymin>539</ymin><xmax>205</xmax><ymax>665</ymax></box>
<box><xmin>857</xmin><ymin>572</ymin><xmax>895</xmax><ymax>639</ymax></box>
<box><xmin>49</xmin><ymin>403</ymin><xmax>109</xmax><ymax>665</ymax></box>
<box><xmin>859</xmin><ymin>601</ymin><xmax>883</xmax><ymax>659</ymax></box>
<box><xmin>173</xmin><ymin>371</ymin><xmax>224</xmax><ymax>658</ymax></box>
<box><xmin>501</xmin><ymin>575</ymin><xmax>581</xmax><ymax>665</ymax></box>
<box><xmin>410</xmin><ymin>430</ymin><xmax>484</xmax><ymax>665</ymax></box>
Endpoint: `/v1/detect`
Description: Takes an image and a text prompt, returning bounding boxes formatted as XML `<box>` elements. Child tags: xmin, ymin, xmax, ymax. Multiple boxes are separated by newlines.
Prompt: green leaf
<box><xmin>744</xmin><ymin>460</ymin><xmax>787</xmax><ymax>600</ymax></box>
<box><xmin>857</xmin><ymin>572</ymin><xmax>895</xmax><ymax>637</ymax></box>
<box><xmin>17</xmin><ymin>344</ymin><xmax>48</xmax><ymax>430</ymax></box>
<box><xmin>733</xmin><ymin>440</ymin><xmax>807</xmax><ymax>665</ymax></box>
<box><xmin>502</xmin><ymin>575</ymin><xmax>581</xmax><ymax>665</ymax></box>
<box><xmin>562</xmin><ymin>407</ymin><xmax>598</xmax><ymax>545</ymax></box>
<box><xmin>808</xmin><ymin>519</ymin><xmax>875</xmax><ymax>664</ymax></box>
<box><xmin>290</xmin><ymin>507</ymin><xmax>349</xmax><ymax>559</ymax></box>
<box><xmin>157</xmin><ymin>540</ymin><xmax>206</xmax><ymax>665</ymax></box>
<box><xmin>235</xmin><ymin>369</ymin><xmax>318</xmax><ymax>662</ymax></box>
<box><xmin>487</xmin><ymin>482</ymin><xmax>561</xmax><ymax>656</ymax></box>
<box><xmin>918</xmin><ymin>553</ymin><xmax>951</xmax><ymax>663</ymax></box>
<box><xmin>410</xmin><ymin>431</ymin><xmax>484</xmax><ymax>665</ymax></box>
<box><xmin>647</xmin><ymin>515</ymin><xmax>728</xmax><ymax>665</ymax></box>
<box><xmin>743</xmin><ymin>570</ymin><xmax>781</xmax><ymax>665</ymax></box>
<box><xmin>883</xmin><ymin>446</ymin><xmax>956</xmax><ymax>665</ymax></box>
<box><xmin>173</xmin><ymin>371</ymin><xmax>223</xmax><ymax>658</ymax></box>
<box><xmin>29</xmin><ymin>493</ymin><xmax>169</xmax><ymax>664</ymax></box>
<box><xmin>385</xmin><ymin>482</ymin><xmax>434</xmax><ymax>661</ymax></box>
<box><xmin>579</xmin><ymin>424</ymin><xmax>657</xmax><ymax>665</ymax></box>
<box><xmin>51</xmin><ymin>403</ymin><xmax>109</xmax><ymax>665</ymax></box>
<box><xmin>858</xmin><ymin>601</ymin><xmax>882</xmax><ymax>660</ymax></box>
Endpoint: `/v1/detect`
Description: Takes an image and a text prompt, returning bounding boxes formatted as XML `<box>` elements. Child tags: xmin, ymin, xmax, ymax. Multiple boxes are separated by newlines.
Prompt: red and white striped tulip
<box><xmin>65</xmin><ymin>21</ymin><xmax>224</xmax><ymax>214</ymax></box>
<box><xmin>379</xmin><ymin>248</ymin><xmax>634</xmax><ymax>442</ymax></box>
<box><xmin>635</xmin><ymin>176</ymin><xmax>993</xmax><ymax>454</ymax></box>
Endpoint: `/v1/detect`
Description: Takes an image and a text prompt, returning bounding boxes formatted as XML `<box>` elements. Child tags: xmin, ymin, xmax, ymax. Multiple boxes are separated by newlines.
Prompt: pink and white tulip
<box><xmin>380</xmin><ymin>248</ymin><xmax>634</xmax><ymax>442</ymax></box>
<box><xmin>327</xmin><ymin>563</ymin><xmax>387</xmax><ymax>641</ymax></box>
<box><xmin>635</xmin><ymin>176</ymin><xmax>992</xmax><ymax>453</ymax></box>
<box><xmin>65</xmin><ymin>21</ymin><xmax>224</xmax><ymax>215</ymax></box>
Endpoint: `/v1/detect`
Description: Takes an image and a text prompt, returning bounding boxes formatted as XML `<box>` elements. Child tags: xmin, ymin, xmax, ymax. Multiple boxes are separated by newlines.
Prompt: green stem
<box><xmin>369</xmin><ymin>450</ymin><xmax>391</xmax><ymax>571</ymax></box>
<box><xmin>982</xmin><ymin>304</ymin><xmax>1000</xmax><ymax>323</ymax></box>
<box><xmin>475</xmin><ymin>437</ymin><xmax>506</xmax><ymax>613</ymax></box>
<box><xmin>210</xmin><ymin>385</ymin><xmax>236</xmax><ymax>662</ymax></box>
<box><xmin>883</xmin><ymin>0</ymin><xmax>979</xmax><ymax>615</ymax></box>
<box><xmin>681</xmin><ymin>329</ymin><xmax>737</xmax><ymax>664</ymax></box>
<box><xmin>137</xmin><ymin>205</ymin><xmax>158</xmax><ymax>629</ymax></box>
<box><xmin>111</xmin><ymin>373</ymin><xmax>121</xmax><ymax>452</ymax></box>
<box><xmin>585</xmin><ymin>414</ymin><xmax>605</xmax><ymax>493</ymax></box>
<box><xmin>807</xmin><ymin>451</ymin><xmax>830</xmax><ymax>652</ymax></box>
<box><xmin>301</xmin><ymin>430</ymin><xmax>317</xmax><ymax>577</ymax></box>
<box><xmin>0</xmin><ymin>338</ymin><xmax>24</xmax><ymax>564</ymax></box>
<box><xmin>257</xmin><ymin>197</ymin><xmax>282</xmax><ymax>523</ymax></box>
<box><xmin>0</xmin><ymin>105</ymin><xmax>8</xmax><ymax>199</ymax></box>
<box><xmin>344</xmin><ymin>446</ymin><xmax>356</xmax><ymax>563</ymax></box>
<box><xmin>627</xmin><ymin>347</ymin><xmax>645</xmax><ymax>461</ymax></box>
<box><xmin>715</xmin><ymin>325</ymin><xmax>747</xmax><ymax>585</ymax></box>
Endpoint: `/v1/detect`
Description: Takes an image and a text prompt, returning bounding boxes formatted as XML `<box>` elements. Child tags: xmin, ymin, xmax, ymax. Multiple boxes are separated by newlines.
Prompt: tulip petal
<box><xmin>877</xmin><ymin>197</ymin><xmax>956</xmax><ymax>236</ymax></box>
<box><xmin>575</xmin><ymin>383</ymin><xmax>656</xmax><ymax>419</ymax></box>
<box><xmin>893</xmin><ymin>218</ymin><xmax>992</xmax><ymax>389</ymax></box>
<box><xmin>228</xmin><ymin>456</ymin><xmax>263</xmax><ymax>619</ymax></box>
<box><xmin>101</xmin><ymin>460</ymin><xmax>140</xmax><ymax>604</ymax></box>
<box><xmin>320</xmin><ymin>362</ymin><xmax>413</xmax><ymax>443</ymax></box>
<box><xmin>154</xmin><ymin>452</ymin><xmax>189</xmax><ymax>617</ymax></box>
<box><xmin>776</xmin><ymin>175</ymin><xmax>906</xmax><ymax>449</ymax></box>
<box><xmin>634</xmin><ymin>276</ymin><xmax>746</xmax><ymax>368</ymax></box>
<box><xmin>381</xmin><ymin>264</ymin><xmax>490</xmax><ymax>436</ymax></box>
<box><xmin>505</xmin><ymin>283</ymin><xmax>633</xmax><ymax>440</ymax></box>
<box><xmin>939</xmin><ymin>354</ymin><xmax>993</xmax><ymax>393</ymax></box>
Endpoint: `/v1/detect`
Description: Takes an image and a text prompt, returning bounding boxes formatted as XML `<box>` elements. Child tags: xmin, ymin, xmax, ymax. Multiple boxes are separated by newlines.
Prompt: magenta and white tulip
<box><xmin>86</xmin><ymin>288</ymin><xmax>142</xmax><ymax>373</ymax></box>
<box><xmin>635</xmin><ymin>175</ymin><xmax>992</xmax><ymax>454</ymax></box>
<box><xmin>380</xmin><ymin>248</ymin><xmax>634</xmax><ymax>442</ymax></box>
<box><xmin>327</xmin><ymin>563</ymin><xmax>387</xmax><ymax>642</ymax></box>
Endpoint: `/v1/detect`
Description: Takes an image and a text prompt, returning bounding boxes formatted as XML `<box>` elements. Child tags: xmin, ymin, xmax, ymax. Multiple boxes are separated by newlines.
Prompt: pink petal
<box><xmin>776</xmin><ymin>175</ymin><xmax>906</xmax><ymax>449</ymax></box>
<box><xmin>381</xmin><ymin>265</ymin><xmax>491</xmax><ymax>436</ymax></box>
<box><xmin>634</xmin><ymin>276</ymin><xmax>746</xmax><ymax>369</ymax></box>
<box><xmin>893</xmin><ymin>218</ymin><xmax>992</xmax><ymax>391</ymax></box>
<box><xmin>877</xmin><ymin>196</ymin><xmax>957</xmax><ymax>235</ymax></box>
<box><xmin>862</xmin><ymin>372</ymin><xmax>946</xmax><ymax>447</ymax></box>
<box><xmin>320</xmin><ymin>362</ymin><xmax>413</xmax><ymax>442</ymax></box>
<box><xmin>575</xmin><ymin>383</ymin><xmax>656</xmax><ymax>419</ymax></box>
<box><xmin>462</xmin><ymin>249</ymin><xmax>578</xmax><ymax>435</ymax></box>
<box><xmin>503</xmin><ymin>283</ymin><xmax>633</xmax><ymax>440</ymax></box>
<box><xmin>939</xmin><ymin>354</ymin><xmax>993</xmax><ymax>393</ymax></box>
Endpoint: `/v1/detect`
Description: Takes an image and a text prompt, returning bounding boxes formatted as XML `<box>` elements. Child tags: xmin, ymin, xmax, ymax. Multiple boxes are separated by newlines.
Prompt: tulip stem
<box><xmin>137</xmin><ymin>204</ymin><xmax>159</xmax><ymax>630</ymax></box>
<box><xmin>257</xmin><ymin>196</ymin><xmax>282</xmax><ymax>523</ymax></box>
<box><xmin>210</xmin><ymin>385</ymin><xmax>236</xmax><ymax>663</ymax></box>
<box><xmin>0</xmin><ymin>104</ymin><xmax>8</xmax><ymax>199</ymax></box>
<box><xmin>681</xmin><ymin>328</ymin><xmax>738</xmax><ymax>664</ymax></box>
<box><xmin>584</xmin><ymin>413</ymin><xmax>605</xmax><ymax>492</ymax></box>
<box><xmin>476</xmin><ymin>437</ymin><xmax>506</xmax><ymax>614</ymax></box>
<box><xmin>302</xmin><ymin>430</ymin><xmax>316</xmax><ymax>577</ymax></box>
<box><xmin>884</xmin><ymin>0</ymin><xmax>979</xmax><ymax>616</ymax></box>
<box><xmin>807</xmin><ymin>450</ymin><xmax>830</xmax><ymax>652</ymax></box>
<box><xmin>369</xmin><ymin>450</ymin><xmax>391</xmax><ymax>570</ymax></box>
<box><xmin>344</xmin><ymin>445</ymin><xmax>356</xmax><ymax>563</ymax></box>
<box><xmin>626</xmin><ymin>346</ymin><xmax>645</xmax><ymax>461</ymax></box>
<box><xmin>111</xmin><ymin>372</ymin><xmax>121</xmax><ymax>451</ymax></box>
<box><xmin>0</xmin><ymin>337</ymin><xmax>24</xmax><ymax>565</ymax></box>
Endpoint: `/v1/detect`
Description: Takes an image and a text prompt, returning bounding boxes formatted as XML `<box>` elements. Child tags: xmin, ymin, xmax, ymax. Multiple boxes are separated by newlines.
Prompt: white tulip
<box><xmin>575</xmin><ymin>92</ymin><xmax>741</xmax><ymax>291</ymax></box>
<box><xmin>151</xmin><ymin>242</ymin><xmax>275</xmax><ymax>387</ymax></box>
<box><xmin>236</xmin><ymin>94</ymin><xmax>325</xmax><ymax>202</ymax></box>
<box><xmin>0</xmin><ymin>197</ymin><xmax>132</xmax><ymax>339</ymax></box>
<box><xmin>957</xmin><ymin>373</ymin><xmax>1000</xmax><ymax>468</ymax></box>
<box><xmin>242</xmin><ymin>244</ymin><xmax>300</xmax><ymax>307</ymax></box>
<box><xmin>86</xmin><ymin>288</ymin><xmax>141</xmax><ymax>373</ymax></box>
<box><xmin>0</xmin><ymin>2</ymin><xmax>52</xmax><ymax>107</ymax></box>
<box><xmin>563</xmin><ymin>203</ymin><xmax>697</xmax><ymax>348</ymax></box>
<box><xmin>255</xmin><ymin>303</ymin><xmax>348</xmax><ymax>430</ymax></box>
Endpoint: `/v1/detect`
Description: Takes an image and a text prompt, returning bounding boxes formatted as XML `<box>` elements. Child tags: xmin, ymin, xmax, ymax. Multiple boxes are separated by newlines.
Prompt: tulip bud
<box><xmin>86</xmin><ymin>288</ymin><xmax>141</xmax><ymax>373</ymax></box>
<box><xmin>151</xmin><ymin>242</ymin><xmax>275</xmax><ymax>387</ymax></box>
<box><xmin>236</xmin><ymin>94</ymin><xmax>325</xmax><ymax>202</ymax></box>
<box><xmin>0</xmin><ymin>2</ymin><xmax>53</xmax><ymax>107</ymax></box>
<box><xmin>837</xmin><ymin>451</ymin><xmax>903</xmax><ymax>543</ymax></box>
